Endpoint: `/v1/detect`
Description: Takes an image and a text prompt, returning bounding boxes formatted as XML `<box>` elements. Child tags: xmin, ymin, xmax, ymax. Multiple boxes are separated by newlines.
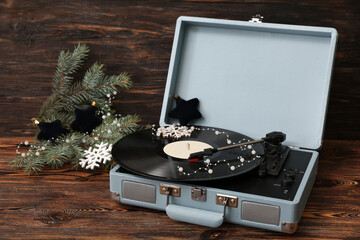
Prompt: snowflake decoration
<box><xmin>79</xmin><ymin>142</ymin><xmax>113</xmax><ymax>170</ymax></box>
<box><xmin>156</xmin><ymin>125</ymin><xmax>194</xmax><ymax>139</ymax></box>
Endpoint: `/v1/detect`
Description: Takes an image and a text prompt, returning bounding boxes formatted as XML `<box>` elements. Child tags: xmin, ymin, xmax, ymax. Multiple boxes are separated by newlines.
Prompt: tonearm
<box><xmin>188</xmin><ymin>131</ymin><xmax>290</xmax><ymax>176</ymax></box>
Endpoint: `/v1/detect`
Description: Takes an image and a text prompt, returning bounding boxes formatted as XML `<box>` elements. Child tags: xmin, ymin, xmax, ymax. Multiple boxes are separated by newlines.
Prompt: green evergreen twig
<box><xmin>10</xmin><ymin>44</ymin><xmax>141</xmax><ymax>175</ymax></box>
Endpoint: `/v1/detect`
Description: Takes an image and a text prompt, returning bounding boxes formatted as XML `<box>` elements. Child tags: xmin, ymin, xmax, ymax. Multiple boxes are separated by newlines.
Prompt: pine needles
<box><xmin>10</xmin><ymin>44</ymin><xmax>141</xmax><ymax>175</ymax></box>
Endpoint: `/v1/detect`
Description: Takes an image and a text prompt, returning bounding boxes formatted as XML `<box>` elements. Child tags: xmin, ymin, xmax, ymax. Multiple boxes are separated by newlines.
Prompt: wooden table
<box><xmin>1</xmin><ymin>137</ymin><xmax>359</xmax><ymax>239</ymax></box>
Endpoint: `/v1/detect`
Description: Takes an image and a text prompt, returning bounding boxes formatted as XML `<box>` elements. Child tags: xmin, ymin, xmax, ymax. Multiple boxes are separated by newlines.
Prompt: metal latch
<box><xmin>249</xmin><ymin>14</ymin><xmax>264</xmax><ymax>23</ymax></box>
<box><xmin>160</xmin><ymin>184</ymin><xmax>181</xmax><ymax>206</ymax></box>
<box><xmin>216</xmin><ymin>194</ymin><xmax>238</xmax><ymax>218</ymax></box>
<box><xmin>191</xmin><ymin>187</ymin><xmax>206</xmax><ymax>202</ymax></box>
<box><xmin>216</xmin><ymin>194</ymin><xmax>238</xmax><ymax>208</ymax></box>
<box><xmin>160</xmin><ymin>184</ymin><xmax>181</xmax><ymax>197</ymax></box>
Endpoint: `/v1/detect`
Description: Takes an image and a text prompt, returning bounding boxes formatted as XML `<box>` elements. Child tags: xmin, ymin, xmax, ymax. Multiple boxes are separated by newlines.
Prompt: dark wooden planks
<box><xmin>0</xmin><ymin>138</ymin><xmax>359</xmax><ymax>239</ymax></box>
<box><xmin>0</xmin><ymin>0</ymin><xmax>359</xmax><ymax>139</ymax></box>
<box><xmin>0</xmin><ymin>2</ymin><xmax>359</xmax><ymax>238</ymax></box>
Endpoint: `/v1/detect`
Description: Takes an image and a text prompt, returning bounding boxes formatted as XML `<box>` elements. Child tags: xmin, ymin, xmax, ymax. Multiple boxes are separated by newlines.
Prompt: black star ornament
<box><xmin>168</xmin><ymin>95</ymin><xmax>202</xmax><ymax>125</ymax></box>
<box><xmin>37</xmin><ymin>120</ymin><xmax>70</xmax><ymax>142</ymax></box>
<box><xmin>71</xmin><ymin>106</ymin><xmax>102</xmax><ymax>134</ymax></box>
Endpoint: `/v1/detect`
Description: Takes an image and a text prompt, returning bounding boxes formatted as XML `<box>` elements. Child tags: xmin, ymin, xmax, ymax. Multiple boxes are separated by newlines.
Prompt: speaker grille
<box><xmin>242</xmin><ymin>201</ymin><xmax>280</xmax><ymax>225</ymax></box>
<box><xmin>122</xmin><ymin>181</ymin><xmax>156</xmax><ymax>204</ymax></box>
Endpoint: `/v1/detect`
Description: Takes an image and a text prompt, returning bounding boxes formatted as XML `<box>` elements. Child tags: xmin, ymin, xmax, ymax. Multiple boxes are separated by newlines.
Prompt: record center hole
<box><xmin>163</xmin><ymin>140</ymin><xmax>213</xmax><ymax>159</ymax></box>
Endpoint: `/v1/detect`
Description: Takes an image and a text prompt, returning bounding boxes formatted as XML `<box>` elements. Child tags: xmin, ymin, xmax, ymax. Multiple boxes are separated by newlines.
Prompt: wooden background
<box><xmin>0</xmin><ymin>0</ymin><xmax>359</xmax><ymax>239</ymax></box>
<box><xmin>0</xmin><ymin>0</ymin><xmax>359</xmax><ymax>139</ymax></box>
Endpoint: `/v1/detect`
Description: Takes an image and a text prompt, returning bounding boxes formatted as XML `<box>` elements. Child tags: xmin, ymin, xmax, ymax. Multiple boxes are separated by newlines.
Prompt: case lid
<box><xmin>160</xmin><ymin>16</ymin><xmax>337</xmax><ymax>150</ymax></box>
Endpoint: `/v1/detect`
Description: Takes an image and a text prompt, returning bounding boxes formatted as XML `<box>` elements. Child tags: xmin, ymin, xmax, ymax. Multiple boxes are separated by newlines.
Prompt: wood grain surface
<box><xmin>0</xmin><ymin>0</ymin><xmax>359</xmax><ymax>139</ymax></box>
<box><xmin>1</xmin><ymin>1</ymin><xmax>360</xmax><ymax>239</ymax></box>
<box><xmin>0</xmin><ymin>138</ymin><xmax>359</xmax><ymax>239</ymax></box>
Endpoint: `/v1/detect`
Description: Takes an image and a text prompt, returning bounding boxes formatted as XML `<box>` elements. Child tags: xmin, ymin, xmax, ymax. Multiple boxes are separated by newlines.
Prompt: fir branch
<box><xmin>9</xmin><ymin>155</ymin><xmax>30</xmax><ymax>169</ymax></box>
<box><xmin>82</xmin><ymin>62</ymin><xmax>105</xmax><ymax>90</ymax></box>
<box><xmin>11</xmin><ymin>44</ymin><xmax>141</xmax><ymax>174</ymax></box>
<box><xmin>90</xmin><ymin>114</ymin><xmax>141</xmax><ymax>143</ymax></box>
<box><xmin>23</xmin><ymin>158</ymin><xmax>44</xmax><ymax>175</ymax></box>
<box><xmin>38</xmin><ymin>57</ymin><xmax>131</xmax><ymax>123</ymax></box>
<box><xmin>43</xmin><ymin>134</ymin><xmax>80</xmax><ymax>169</ymax></box>
<box><xmin>53</xmin><ymin>44</ymin><xmax>89</xmax><ymax>97</ymax></box>
<box><xmin>67</xmin><ymin>72</ymin><xmax>131</xmax><ymax>102</ymax></box>
<box><xmin>102</xmin><ymin>73</ymin><xmax>132</xmax><ymax>89</ymax></box>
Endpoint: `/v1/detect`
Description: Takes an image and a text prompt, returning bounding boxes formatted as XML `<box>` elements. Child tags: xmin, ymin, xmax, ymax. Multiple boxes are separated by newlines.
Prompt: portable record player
<box><xmin>110</xmin><ymin>16</ymin><xmax>338</xmax><ymax>233</ymax></box>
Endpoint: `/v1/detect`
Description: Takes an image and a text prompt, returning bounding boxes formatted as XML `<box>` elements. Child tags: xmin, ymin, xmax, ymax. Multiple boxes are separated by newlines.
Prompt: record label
<box><xmin>163</xmin><ymin>140</ymin><xmax>213</xmax><ymax>159</ymax></box>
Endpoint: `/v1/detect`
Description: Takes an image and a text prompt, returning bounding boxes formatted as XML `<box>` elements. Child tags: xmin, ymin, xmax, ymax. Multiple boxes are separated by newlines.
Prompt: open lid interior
<box><xmin>160</xmin><ymin>17</ymin><xmax>337</xmax><ymax>150</ymax></box>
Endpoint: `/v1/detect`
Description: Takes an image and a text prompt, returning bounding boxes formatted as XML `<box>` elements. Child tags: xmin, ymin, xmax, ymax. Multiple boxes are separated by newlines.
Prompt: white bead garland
<box><xmin>175</xmin><ymin>126</ymin><xmax>261</xmax><ymax>176</ymax></box>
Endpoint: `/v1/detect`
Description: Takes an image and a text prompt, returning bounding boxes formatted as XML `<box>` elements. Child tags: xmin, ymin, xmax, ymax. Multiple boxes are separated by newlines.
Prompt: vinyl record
<box><xmin>112</xmin><ymin>126</ymin><xmax>264</xmax><ymax>181</ymax></box>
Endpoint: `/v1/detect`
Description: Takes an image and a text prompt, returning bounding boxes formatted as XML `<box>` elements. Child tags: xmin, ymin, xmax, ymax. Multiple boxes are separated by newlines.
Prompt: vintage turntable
<box><xmin>110</xmin><ymin>16</ymin><xmax>337</xmax><ymax>233</ymax></box>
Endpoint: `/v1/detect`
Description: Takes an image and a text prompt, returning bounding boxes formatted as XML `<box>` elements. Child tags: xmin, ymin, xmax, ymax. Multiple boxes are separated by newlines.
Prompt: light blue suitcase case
<box><xmin>110</xmin><ymin>16</ymin><xmax>337</xmax><ymax>233</ymax></box>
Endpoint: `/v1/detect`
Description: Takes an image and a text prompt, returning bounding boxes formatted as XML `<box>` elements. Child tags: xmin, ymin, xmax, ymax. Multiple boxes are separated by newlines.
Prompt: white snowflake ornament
<box><xmin>156</xmin><ymin>125</ymin><xmax>194</xmax><ymax>139</ymax></box>
<box><xmin>79</xmin><ymin>142</ymin><xmax>113</xmax><ymax>170</ymax></box>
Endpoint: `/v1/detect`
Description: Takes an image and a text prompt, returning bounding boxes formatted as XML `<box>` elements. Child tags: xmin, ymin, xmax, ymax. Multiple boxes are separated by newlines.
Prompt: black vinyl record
<box><xmin>112</xmin><ymin>126</ymin><xmax>264</xmax><ymax>181</ymax></box>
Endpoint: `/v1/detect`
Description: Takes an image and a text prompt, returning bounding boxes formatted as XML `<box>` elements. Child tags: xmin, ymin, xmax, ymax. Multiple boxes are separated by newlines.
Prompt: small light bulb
<box><xmin>91</xmin><ymin>101</ymin><xmax>96</xmax><ymax>107</ymax></box>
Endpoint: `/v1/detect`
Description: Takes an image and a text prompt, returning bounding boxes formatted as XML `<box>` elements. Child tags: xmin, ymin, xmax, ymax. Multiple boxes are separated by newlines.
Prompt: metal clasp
<box><xmin>249</xmin><ymin>14</ymin><xmax>264</xmax><ymax>23</ymax></box>
<box><xmin>160</xmin><ymin>184</ymin><xmax>181</xmax><ymax>206</ymax></box>
<box><xmin>216</xmin><ymin>194</ymin><xmax>238</xmax><ymax>207</ymax></box>
<box><xmin>221</xmin><ymin>197</ymin><xmax>229</xmax><ymax>217</ymax></box>
<box><xmin>191</xmin><ymin>187</ymin><xmax>206</xmax><ymax>202</ymax></box>
<box><xmin>216</xmin><ymin>194</ymin><xmax>238</xmax><ymax>217</ymax></box>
